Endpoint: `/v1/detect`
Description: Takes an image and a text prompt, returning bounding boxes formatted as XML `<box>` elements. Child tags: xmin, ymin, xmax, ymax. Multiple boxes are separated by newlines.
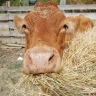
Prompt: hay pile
<box><xmin>9</xmin><ymin>27</ymin><xmax>96</xmax><ymax>96</ymax></box>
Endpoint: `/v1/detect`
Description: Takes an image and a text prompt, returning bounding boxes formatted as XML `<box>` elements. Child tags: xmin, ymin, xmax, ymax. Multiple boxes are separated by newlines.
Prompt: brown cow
<box><xmin>14</xmin><ymin>1</ymin><xmax>66</xmax><ymax>74</ymax></box>
<box><xmin>64</xmin><ymin>14</ymin><xmax>94</xmax><ymax>42</ymax></box>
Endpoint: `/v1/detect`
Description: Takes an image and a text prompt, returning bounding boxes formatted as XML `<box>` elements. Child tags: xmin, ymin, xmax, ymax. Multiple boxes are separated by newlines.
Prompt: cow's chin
<box><xmin>23</xmin><ymin>46</ymin><xmax>63</xmax><ymax>74</ymax></box>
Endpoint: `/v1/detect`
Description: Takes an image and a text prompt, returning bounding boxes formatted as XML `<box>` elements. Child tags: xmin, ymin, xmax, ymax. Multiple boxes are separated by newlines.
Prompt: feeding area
<box><xmin>0</xmin><ymin>27</ymin><xmax>96</xmax><ymax>96</ymax></box>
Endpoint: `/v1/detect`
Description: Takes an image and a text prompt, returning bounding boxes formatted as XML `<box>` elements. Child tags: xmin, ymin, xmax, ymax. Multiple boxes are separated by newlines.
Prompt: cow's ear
<box><xmin>14</xmin><ymin>16</ymin><xmax>28</xmax><ymax>34</ymax></box>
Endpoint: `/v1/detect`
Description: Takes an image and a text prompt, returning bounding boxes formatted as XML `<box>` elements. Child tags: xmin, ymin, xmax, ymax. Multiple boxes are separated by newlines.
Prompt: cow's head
<box><xmin>64</xmin><ymin>15</ymin><xmax>94</xmax><ymax>34</ymax></box>
<box><xmin>14</xmin><ymin>1</ymin><xmax>66</xmax><ymax>74</ymax></box>
<box><xmin>63</xmin><ymin>15</ymin><xmax>94</xmax><ymax>42</ymax></box>
<box><xmin>63</xmin><ymin>16</ymin><xmax>80</xmax><ymax>34</ymax></box>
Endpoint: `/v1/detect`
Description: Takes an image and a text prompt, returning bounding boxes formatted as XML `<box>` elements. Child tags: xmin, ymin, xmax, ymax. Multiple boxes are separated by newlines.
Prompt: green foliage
<box><xmin>2</xmin><ymin>0</ymin><xmax>20</xmax><ymax>6</ymax></box>
<box><xmin>10</xmin><ymin>0</ymin><xmax>20</xmax><ymax>6</ymax></box>
<box><xmin>0</xmin><ymin>0</ymin><xmax>6</xmax><ymax>6</ymax></box>
<box><xmin>2</xmin><ymin>0</ymin><xmax>29</xmax><ymax>6</ymax></box>
<box><xmin>20</xmin><ymin>0</ymin><xmax>29</xmax><ymax>6</ymax></box>
<box><xmin>38</xmin><ymin>0</ymin><xmax>60</xmax><ymax>5</ymax></box>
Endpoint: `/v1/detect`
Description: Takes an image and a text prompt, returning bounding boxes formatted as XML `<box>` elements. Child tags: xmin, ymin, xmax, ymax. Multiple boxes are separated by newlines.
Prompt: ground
<box><xmin>0</xmin><ymin>48</ymin><xmax>24</xmax><ymax>96</ymax></box>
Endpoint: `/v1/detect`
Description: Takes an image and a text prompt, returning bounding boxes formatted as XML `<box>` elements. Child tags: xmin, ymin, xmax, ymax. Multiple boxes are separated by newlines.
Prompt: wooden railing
<box><xmin>0</xmin><ymin>5</ymin><xmax>96</xmax><ymax>46</ymax></box>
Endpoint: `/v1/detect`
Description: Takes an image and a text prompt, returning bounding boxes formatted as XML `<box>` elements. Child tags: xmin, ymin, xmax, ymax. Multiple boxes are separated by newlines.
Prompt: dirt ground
<box><xmin>0</xmin><ymin>48</ymin><xmax>24</xmax><ymax>96</ymax></box>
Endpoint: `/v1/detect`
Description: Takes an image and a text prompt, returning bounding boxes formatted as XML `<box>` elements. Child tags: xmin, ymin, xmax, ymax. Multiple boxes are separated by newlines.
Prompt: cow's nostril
<box><xmin>49</xmin><ymin>54</ymin><xmax>54</xmax><ymax>62</ymax></box>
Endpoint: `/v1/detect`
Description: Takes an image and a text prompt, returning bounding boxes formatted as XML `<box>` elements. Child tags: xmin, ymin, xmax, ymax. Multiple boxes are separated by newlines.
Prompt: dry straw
<box><xmin>9</xmin><ymin>27</ymin><xmax>96</xmax><ymax>96</ymax></box>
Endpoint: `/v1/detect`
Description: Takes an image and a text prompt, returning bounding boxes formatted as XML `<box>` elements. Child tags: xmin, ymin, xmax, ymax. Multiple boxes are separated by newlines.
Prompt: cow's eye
<box><xmin>22</xmin><ymin>24</ymin><xmax>29</xmax><ymax>33</ymax></box>
<box><xmin>22</xmin><ymin>24</ymin><xmax>26</xmax><ymax>29</ymax></box>
<box><xmin>64</xmin><ymin>24</ymin><xmax>68</xmax><ymax>29</ymax></box>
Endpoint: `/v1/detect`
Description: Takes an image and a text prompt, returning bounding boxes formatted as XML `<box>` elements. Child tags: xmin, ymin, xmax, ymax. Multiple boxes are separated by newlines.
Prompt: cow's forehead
<box><xmin>24</xmin><ymin>5</ymin><xmax>59</xmax><ymax>20</ymax></box>
<box><xmin>24</xmin><ymin>2</ymin><xmax>66</xmax><ymax>29</ymax></box>
<box><xmin>25</xmin><ymin>9</ymin><xmax>64</xmax><ymax>24</ymax></box>
<box><xmin>34</xmin><ymin>1</ymin><xmax>58</xmax><ymax>9</ymax></box>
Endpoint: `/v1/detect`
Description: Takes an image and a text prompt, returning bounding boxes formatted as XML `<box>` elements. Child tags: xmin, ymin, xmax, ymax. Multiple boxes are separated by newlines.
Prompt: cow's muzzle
<box><xmin>23</xmin><ymin>46</ymin><xmax>63</xmax><ymax>74</ymax></box>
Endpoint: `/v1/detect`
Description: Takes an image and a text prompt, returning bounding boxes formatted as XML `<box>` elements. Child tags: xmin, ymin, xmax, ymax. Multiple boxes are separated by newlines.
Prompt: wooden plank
<box><xmin>3</xmin><ymin>43</ymin><xmax>25</xmax><ymax>47</ymax></box>
<box><xmin>0</xmin><ymin>36</ymin><xmax>25</xmax><ymax>44</ymax></box>
<box><xmin>7</xmin><ymin>6</ymin><xmax>34</xmax><ymax>12</ymax></box>
<box><xmin>0</xmin><ymin>22</ymin><xmax>24</xmax><ymax>37</ymax></box>
<box><xmin>10</xmin><ymin>30</ymin><xmax>25</xmax><ymax>37</ymax></box>
<box><xmin>0</xmin><ymin>43</ymin><xmax>24</xmax><ymax>48</ymax></box>
<box><xmin>0</xmin><ymin>14</ymin><xmax>8</xmax><ymax>21</ymax></box>
<box><xmin>0</xmin><ymin>21</ymin><xmax>24</xmax><ymax>37</ymax></box>
<box><xmin>8</xmin><ymin>13</ymin><xmax>25</xmax><ymax>20</ymax></box>
<box><xmin>0</xmin><ymin>37</ymin><xmax>11</xmax><ymax>44</ymax></box>
<box><xmin>0</xmin><ymin>44</ymin><xmax>24</xmax><ymax>48</ymax></box>
<box><xmin>0</xmin><ymin>6</ymin><xmax>7</xmax><ymax>11</ymax></box>
<box><xmin>0</xmin><ymin>30</ymin><xmax>25</xmax><ymax>37</ymax></box>
<box><xmin>9</xmin><ymin>21</ymin><xmax>16</xmax><ymax>30</ymax></box>
<box><xmin>10</xmin><ymin>37</ymin><xmax>25</xmax><ymax>44</ymax></box>
<box><xmin>58</xmin><ymin>4</ymin><xmax>96</xmax><ymax>11</ymax></box>
<box><xmin>0</xmin><ymin>23</ymin><xmax>10</xmax><ymax>36</ymax></box>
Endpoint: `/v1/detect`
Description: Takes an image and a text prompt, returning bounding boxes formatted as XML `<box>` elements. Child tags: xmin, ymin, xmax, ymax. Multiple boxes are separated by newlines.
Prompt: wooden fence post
<box><xmin>60</xmin><ymin>0</ymin><xmax>66</xmax><ymax>5</ymax></box>
<box><xmin>6</xmin><ymin>1</ymin><xmax>11</xmax><ymax>7</ymax></box>
<box><xmin>6</xmin><ymin>1</ymin><xmax>11</xmax><ymax>44</ymax></box>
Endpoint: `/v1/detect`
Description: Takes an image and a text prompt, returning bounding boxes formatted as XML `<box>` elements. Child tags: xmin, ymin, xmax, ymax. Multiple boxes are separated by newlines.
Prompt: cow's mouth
<box><xmin>23</xmin><ymin>46</ymin><xmax>63</xmax><ymax>74</ymax></box>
